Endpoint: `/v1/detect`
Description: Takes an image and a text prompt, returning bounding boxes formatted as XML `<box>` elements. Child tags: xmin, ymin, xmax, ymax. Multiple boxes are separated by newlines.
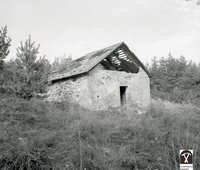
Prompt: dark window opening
<box><xmin>120</xmin><ymin>86</ymin><xmax>127</xmax><ymax>106</ymax></box>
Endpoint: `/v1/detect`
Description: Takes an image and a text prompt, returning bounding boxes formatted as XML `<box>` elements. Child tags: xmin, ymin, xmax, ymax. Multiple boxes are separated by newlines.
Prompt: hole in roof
<box><xmin>99</xmin><ymin>49</ymin><xmax>139</xmax><ymax>73</ymax></box>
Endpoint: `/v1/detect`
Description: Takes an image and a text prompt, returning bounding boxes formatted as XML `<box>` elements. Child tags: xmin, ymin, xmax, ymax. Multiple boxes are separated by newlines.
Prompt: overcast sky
<box><xmin>1</xmin><ymin>0</ymin><xmax>200</xmax><ymax>64</ymax></box>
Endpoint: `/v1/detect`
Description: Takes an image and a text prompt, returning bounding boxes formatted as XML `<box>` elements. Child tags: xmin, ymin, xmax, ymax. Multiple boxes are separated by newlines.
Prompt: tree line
<box><xmin>0</xmin><ymin>26</ymin><xmax>70</xmax><ymax>99</ymax></box>
<box><xmin>1</xmin><ymin>26</ymin><xmax>200</xmax><ymax>104</ymax></box>
<box><xmin>147</xmin><ymin>54</ymin><xmax>200</xmax><ymax>104</ymax></box>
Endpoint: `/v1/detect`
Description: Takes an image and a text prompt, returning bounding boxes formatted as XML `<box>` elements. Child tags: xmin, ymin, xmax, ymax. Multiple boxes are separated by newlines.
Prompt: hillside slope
<box><xmin>0</xmin><ymin>97</ymin><xmax>200</xmax><ymax>169</ymax></box>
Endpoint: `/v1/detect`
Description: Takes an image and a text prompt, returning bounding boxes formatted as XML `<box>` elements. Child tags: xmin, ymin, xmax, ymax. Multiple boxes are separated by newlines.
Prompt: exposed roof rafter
<box><xmin>49</xmin><ymin>42</ymin><xmax>149</xmax><ymax>83</ymax></box>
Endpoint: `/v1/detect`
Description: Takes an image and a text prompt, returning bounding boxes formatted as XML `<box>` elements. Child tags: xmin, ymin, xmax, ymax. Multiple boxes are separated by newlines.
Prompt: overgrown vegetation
<box><xmin>1</xmin><ymin>26</ymin><xmax>200</xmax><ymax>104</ymax></box>
<box><xmin>147</xmin><ymin>54</ymin><xmax>200</xmax><ymax>104</ymax></box>
<box><xmin>0</xmin><ymin>26</ymin><xmax>200</xmax><ymax>169</ymax></box>
<box><xmin>0</xmin><ymin>32</ymin><xmax>51</xmax><ymax>99</ymax></box>
<box><xmin>0</xmin><ymin>98</ymin><xmax>200</xmax><ymax>169</ymax></box>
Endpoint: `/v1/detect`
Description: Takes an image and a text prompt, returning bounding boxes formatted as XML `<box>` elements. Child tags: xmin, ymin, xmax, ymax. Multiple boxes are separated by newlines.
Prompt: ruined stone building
<box><xmin>47</xmin><ymin>42</ymin><xmax>150</xmax><ymax>113</ymax></box>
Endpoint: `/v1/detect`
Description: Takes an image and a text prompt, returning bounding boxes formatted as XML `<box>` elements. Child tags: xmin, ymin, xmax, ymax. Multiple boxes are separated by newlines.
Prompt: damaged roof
<box><xmin>50</xmin><ymin>42</ymin><xmax>149</xmax><ymax>83</ymax></box>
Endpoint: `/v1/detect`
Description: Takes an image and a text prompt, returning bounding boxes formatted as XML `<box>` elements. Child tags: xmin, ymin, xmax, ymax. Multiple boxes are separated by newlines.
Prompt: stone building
<box><xmin>47</xmin><ymin>42</ymin><xmax>150</xmax><ymax>113</ymax></box>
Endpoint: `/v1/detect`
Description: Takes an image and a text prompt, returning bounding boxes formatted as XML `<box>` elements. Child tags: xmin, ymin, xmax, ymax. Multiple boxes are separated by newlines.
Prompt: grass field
<box><xmin>0</xmin><ymin>97</ymin><xmax>200</xmax><ymax>169</ymax></box>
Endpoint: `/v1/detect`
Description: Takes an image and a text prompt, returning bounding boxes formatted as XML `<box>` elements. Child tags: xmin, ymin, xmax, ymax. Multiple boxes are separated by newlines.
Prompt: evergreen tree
<box><xmin>148</xmin><ymin>54</ymin><xmax>200</xmax><ymax>103</ymax></box>
<box><xmin>15</xmin><ymin>35</ymin><xmax>50</xmax><ymax>99</ymax></box>
<box><xmin>0</xmin><ymin>26</ymin><xmax>11</xmax><ymax>69</ymax></box>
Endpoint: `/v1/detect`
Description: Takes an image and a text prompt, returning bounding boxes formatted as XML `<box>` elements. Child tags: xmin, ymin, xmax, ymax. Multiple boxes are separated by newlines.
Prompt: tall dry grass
<box><xmin>0</xmin><ymin>97</ymin><xmax>200</xmax><ymax>169</ymax></box>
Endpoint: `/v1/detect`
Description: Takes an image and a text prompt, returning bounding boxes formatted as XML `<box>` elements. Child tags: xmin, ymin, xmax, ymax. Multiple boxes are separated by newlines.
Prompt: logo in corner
<box><xmin>180</xmin><ymin>150</ymin><xmax>193</xmax><ymax>170</ymax></box>
<box><xmin>180</xmin><ymin>150</ymin><xmax>192</xmax><ymax>164</ymax></box>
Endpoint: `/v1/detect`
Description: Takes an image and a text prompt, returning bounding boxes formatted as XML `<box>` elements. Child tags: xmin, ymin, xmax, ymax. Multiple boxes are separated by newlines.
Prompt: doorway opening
<box><xmin>120</xmin><ymin>86</ymin><xmax>127</xmax><ymax>106</ymax></box>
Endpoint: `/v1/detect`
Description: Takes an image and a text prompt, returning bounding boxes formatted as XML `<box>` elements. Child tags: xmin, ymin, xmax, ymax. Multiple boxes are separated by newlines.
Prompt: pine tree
<box><xmin>0</xmin><ymin>26</ymin><xmax>11</xmax><ymax>69</ymax></box>
<box><xmin>15</xmin><ymin>35</ymin><xmax>50</xmax><ymax>99</ymax></box>
<box><xmin>148</xmin><ymin>54</ymin><xmax>200</xmax><ymax>103</ymax></box>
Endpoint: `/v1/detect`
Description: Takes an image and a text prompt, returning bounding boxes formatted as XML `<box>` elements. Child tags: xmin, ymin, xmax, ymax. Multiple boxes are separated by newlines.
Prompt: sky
<box><xmin>1</xmin><ymin>0</ymin><xmax>200</xmax><ymax>64</ymax></box>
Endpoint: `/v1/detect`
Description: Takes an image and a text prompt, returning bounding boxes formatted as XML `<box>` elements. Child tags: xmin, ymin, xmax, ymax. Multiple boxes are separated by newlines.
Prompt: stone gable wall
<box><xmin>87</xmin><ymin>64</ymin><xmax>150</xmax><ymax>113</ymax></box>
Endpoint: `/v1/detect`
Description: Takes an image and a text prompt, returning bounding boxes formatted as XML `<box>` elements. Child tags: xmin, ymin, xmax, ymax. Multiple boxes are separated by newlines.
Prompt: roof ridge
<box><xmin>84</xmin><ymin>42</ymin><xmax>124</xmax><ymax>56</ymax></box>
<box><xmin>71</xmin><ymin>42</ymin><xmax>124</xmax><ymax>62</ymax></box>
<box><xmin>49</xmin><ymin>42</ymin><xmax>150</xmax><ymax>82</ymax></box>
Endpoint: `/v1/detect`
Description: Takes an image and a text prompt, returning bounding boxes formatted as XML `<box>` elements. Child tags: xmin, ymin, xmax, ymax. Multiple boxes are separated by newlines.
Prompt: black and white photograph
<box><xmin>0</xmin><ymin>0</ymin><xmax>200</xmax><ymax>169</ymax></box>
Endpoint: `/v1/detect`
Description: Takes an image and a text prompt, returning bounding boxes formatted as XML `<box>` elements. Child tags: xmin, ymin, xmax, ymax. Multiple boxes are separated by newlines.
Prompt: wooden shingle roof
<box><xmin>50</xmin><ymin>42</ymin><xmax>149</xmax><ymax>83</ymax></box>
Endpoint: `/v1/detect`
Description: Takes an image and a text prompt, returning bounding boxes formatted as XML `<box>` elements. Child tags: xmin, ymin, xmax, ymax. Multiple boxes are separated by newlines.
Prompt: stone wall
<box><xmin>47</xmin><ymin>64</ymin><xmax>150</xmax><ymax>113</ymax></box>
<box><xmin>47</xmin><ymin>76</ymin><xmax>91</xmax><ymax>108</ymax></box>
<box><xmin>87</xmin><ymin>64</ymin><xmax>150</xmax><ymax>113</ymax></box>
